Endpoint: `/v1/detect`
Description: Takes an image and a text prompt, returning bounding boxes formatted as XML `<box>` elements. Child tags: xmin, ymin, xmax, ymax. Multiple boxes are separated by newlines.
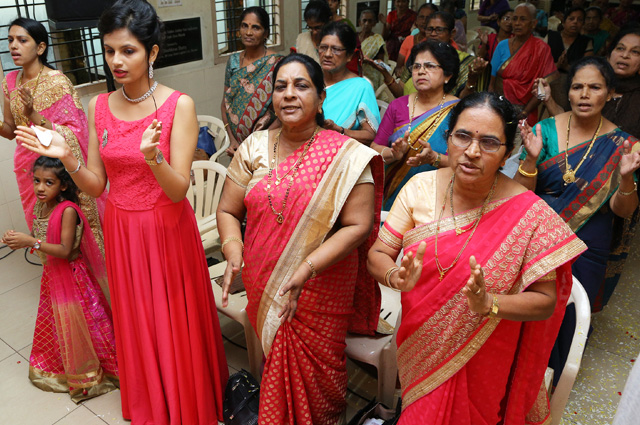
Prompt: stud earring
<box><xmin>149</xmin><ymin>62</ymin><xmax>154</xmax><ymax>79</ymax></box>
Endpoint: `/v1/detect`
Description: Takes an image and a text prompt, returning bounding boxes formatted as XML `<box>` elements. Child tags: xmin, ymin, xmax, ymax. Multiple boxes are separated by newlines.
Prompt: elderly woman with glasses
<box><xmin>372</xmin><ymin>40</ymin><xmax>459</xmax><ymax>210</ymax></box>
<box><xmin>368</xmin><ymin>92</ymin><xmax>586</xmax><ymax>425</ymax></box>
<box><xmin>320</xmin><ymin>22</ymin><xmax>380</xmax><ymax>145</ymax></box>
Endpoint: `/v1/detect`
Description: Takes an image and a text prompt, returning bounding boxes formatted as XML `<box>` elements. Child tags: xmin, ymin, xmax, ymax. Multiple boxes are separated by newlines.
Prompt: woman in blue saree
<box><xmin>516</xmin><ymin>56</ymin><xmax>640</xmax><ymax>376</ymax></box>
<box><xmin>372</xmin><ymin>40</ymin><xmax>460</xmax><ymax>210</ymax></box>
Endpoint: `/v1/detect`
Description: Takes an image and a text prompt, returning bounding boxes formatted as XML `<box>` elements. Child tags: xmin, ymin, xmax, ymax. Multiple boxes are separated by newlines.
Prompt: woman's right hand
<box><xmin>389</xmin><ymin>130</ymin><xmax>410</xmax><ymax>161</ymax></box>
<box><xmin>15</xmin><ymin>125</ymin><xmax>70</xmax><ymax>159</ymax></box>
<box><xmin>520</xmin><ymin>122</ymin><xmax>543</xmax><ymax>160</ymax></box>
<box><xmin>226</xmin><ymin>138</ymin><xmax>239</xmax><ymax>157</ymax></box>
<box><xmin>392</xmin><ymin>242</ymin><xmax>426</xmax><ymax>291</ymax></box>
<box><xmin>531</xmin><ymin>78</ymin><xmax>551</xmax><ymax>102</ymax></box>
<box><xmin>221</xmin><ymin>255</ymin><xmax>242</xmax><ymax>308</ymax></box>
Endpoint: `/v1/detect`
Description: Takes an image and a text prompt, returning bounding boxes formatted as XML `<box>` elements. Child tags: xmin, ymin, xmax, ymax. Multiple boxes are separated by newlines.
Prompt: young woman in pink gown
<box><xmin>16</xmin><ymin>0</ymin><xmax>228</xmax><ymax>423</ymax></box>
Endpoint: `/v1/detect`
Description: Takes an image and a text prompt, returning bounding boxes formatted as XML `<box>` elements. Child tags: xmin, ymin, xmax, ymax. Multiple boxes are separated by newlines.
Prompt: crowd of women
<box><xmin>1</xmin><ymin>0</ymin><xmax>639</xmax><ymax>424</ymax></box>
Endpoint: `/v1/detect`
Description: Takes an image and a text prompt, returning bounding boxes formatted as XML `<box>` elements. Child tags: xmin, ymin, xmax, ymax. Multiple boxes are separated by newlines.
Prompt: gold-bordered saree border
<box><xmin>398</xmin><ymin>197</ymin><xmax>586</xmax><ymax>410</ymax></box>
<box><xmin>256</xmin><ymin>138</ymin><xmax>379</xmax><ymax>356</ymax></box>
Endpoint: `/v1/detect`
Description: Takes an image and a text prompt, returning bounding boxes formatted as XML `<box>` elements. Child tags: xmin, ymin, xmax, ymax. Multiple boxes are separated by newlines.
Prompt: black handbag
<box><xmin>347</xmin><ymin>398</ymin><xmax>402</xmax><ymax>425</ymax></box>
<box><xmin>223</xmin><ymin>369</ymin><xmax>260</xmax><ymax>425</ymax></box>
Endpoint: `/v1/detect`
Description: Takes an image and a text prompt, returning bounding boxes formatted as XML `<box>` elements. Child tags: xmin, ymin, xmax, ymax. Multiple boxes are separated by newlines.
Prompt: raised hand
<box><xmin>619</xmin><ymin>140</ymin><xmax>640</xmax><ymax>178</ymax></box>
<box><xmin>462</xmin><ymin>255</ymin><xmax>492</xmax><ymax>315</ymax></box>
<box><xmin>520</xmin><ymin>122</ymin><xmax>543</xmax><ymax>161</ymax></box>
<box><xmin>140</xmin><ymin>119</ymin><xmax>162</xmax><ymax>158</ymax></box>
<box><xmin>15</xmin><ymin>125</ymin><xmax>70</xmax><ymax>159</ymax></box>
<box><xmin>18</xmin><ymin>86</ymin><xmax>34</xmax><ymax>117</ymax></box>
<box><xmin>392</xmin><ymin>241</ymin><xmax>426</xmax><ymax>292</ymax></box>
<box><xmin>469</xmin><ymin>57</ymin><xmax>488</xmax><ymax>76</ymax></box>
<box><xmin>389</xmin><ymin>130</ymin><xmax>410</xmax><ymax>162</ymax></box>
<box><xmin>406</xmin><ymin>137</ymin><xmax>436</xmax><ymax>168</ymax></box>
<box><xmin>531</xmin><ymin>78</ymin><xmax>551</xmax><ymax>102</ymax></box>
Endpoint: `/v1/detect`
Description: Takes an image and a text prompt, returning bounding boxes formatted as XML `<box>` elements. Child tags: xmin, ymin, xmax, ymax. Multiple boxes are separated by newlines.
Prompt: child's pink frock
<box><xmin>95</xmin><ymin>91</ymin><xmax>228</xmax><ymax>424</ymax></box>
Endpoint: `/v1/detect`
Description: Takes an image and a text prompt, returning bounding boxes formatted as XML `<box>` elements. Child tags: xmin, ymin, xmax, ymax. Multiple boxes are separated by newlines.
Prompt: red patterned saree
<box><xmin>226</xmin><ymin>129</ymin><xmax>383</xmax><ymax>424</ymax></box>
<box><xmin>378</xmin><ymin>172</ymin><xmax>586</xmax><ymax>425</ymax></box>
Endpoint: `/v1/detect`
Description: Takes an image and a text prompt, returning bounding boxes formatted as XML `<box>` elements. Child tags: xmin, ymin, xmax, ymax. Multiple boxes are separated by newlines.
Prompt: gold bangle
<box><xmin>383</xmin><ymin>266</ymin><xmax>400</xmax><ymax>291</ymax></box>
<box><xmin>305</xmin><ymin>259</ymin><xmax>317</xmax><ymax>280</ymax></box>
<box><xmin>224</xmin><ymin>123</ymin><xmax>229</xmax><ymax>129</ymax></box>
<box><xmin>518</xmin><ymin>163</ymin><xmax>538</xmax><ymax>178</ymax></box>
<box><xmin>221</xmin><ymin>237</ymin><xmax>243</xmax><ymax>255</ymax></box>
<box><xmin>486</xmin><ymin>294</ymin><xmax>500</xmax><ymax>318</ymax></box>
<box><xmin>618</xmin><ymin>181</ymin><xmax>637</xmax><ymax>196</ymax></box>
<box><xmin>432</xmin><ymin>152</ymin><xmax>441</xmax><ymax>168</ymax></box>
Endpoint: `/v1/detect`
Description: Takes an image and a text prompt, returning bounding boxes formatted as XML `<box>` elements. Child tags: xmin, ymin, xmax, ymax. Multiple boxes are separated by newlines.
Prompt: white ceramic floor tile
<box><xmin>83</xmin><ymin>389</ymin><xmax>125</xmax><ymax>424</ymax></box>
<box><xmin>18</xmin><ymin>343</ymin><xmax>32</xmax><ymax>361</ymax></box>
<box><xmin>54</xmin><ymin>405</ymin><xmax>108</xmax><ymax>425</ymax></box>
<box><xmin>0</xmin><ymin>353</ymin><xmax>80</xmax><ymax>425</ymax></box>
<box><xmin>0</xmin><ymin>276</ymin><xmax>40</xmax><ymax>350</ymax></box>
<box><xmin>0</xmin><ymin>338</ymin><xmax>15</xmax><ymax>362</ymax></box>
<box><xmin>0</xmin><ymin>248</ymin><xmax>42</xmax><ymax>295</ymax></box>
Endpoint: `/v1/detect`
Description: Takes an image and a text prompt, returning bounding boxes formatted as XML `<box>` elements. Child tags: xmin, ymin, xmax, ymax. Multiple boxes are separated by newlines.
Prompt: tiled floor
<box><xmin>1</xmin><ymin>230</ymin><xmax>639</xmax><ymax>424</ymax></box>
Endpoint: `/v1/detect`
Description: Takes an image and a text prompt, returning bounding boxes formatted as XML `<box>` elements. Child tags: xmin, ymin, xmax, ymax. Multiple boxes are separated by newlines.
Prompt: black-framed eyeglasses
<box><xmin>410</xmin><ymin>61</ymin><xmax>442</xmax><ymax>72</ymax></box>
<box><xmin>448</xmin><ymin>131</ymin><xmax>507</xmax><ymax>152</ymax></box>
<box><xmin>426</xmin><ymin>26</ymin><xmax>449</xmax><ymax>34</ymax></box>
<box><xmin>305</xmin><ymin>24</ymin><xmax>324</xmax><ymax>32</ymax></box>
<box><xmin>318</xmin><ymin>45</ymin><xmax>347</xmax><ymax>55</ymax></box>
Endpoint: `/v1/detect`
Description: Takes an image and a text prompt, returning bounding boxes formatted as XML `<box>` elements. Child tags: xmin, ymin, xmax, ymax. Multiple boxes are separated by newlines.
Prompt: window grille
<box><xmin>0</xmin><ymin>1</ymin><xmax>105</xmax><ymax>86</ymax></box>
<box><xmin>214</xmin><ymin>0</ymin><xmax>281</xmax><ymax>56</ymax></box>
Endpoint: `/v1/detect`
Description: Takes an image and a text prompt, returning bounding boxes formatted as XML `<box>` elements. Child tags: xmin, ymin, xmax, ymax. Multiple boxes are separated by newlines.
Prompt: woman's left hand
<box><xmin>462</xmin><ymin>255</ymin><xmax>493</xmax><ymax>316</ymax></box>
<box><xmin>469</xmin><ymin>57</ymin><xmax>488</xmax><ymax>76</ymax></box>
<box><xmin>140</xmin><ymin>119</ymin><xmax>162</xmax><ymax>158</ymax></box>
<box><xmin>1</xmin><ymin>230</ymin><xmax>32</xmax><ymax>250</ymax></box>
<box><xmin>323</xmin><ymin>119</ymin><xmax>342</xmax><ymax>134</ymax></box>
<box><xmin>18</xmin><ymin>86</ymin><xmax>34</xmax><ymax>118</ymax></box>
<box><xmin>278</xmin><ymin>266</ymin><xmax>310</xmax><ymax>323</ymax></box>
<box><xmin>619</xmin><ymin>140</ymin><xmax>640</xmax><ymax>178</ymax></box>
<box><xmin>406</xmin><ymin>138</ymin><xmax>437</xmax><ymax>167</ymax></box>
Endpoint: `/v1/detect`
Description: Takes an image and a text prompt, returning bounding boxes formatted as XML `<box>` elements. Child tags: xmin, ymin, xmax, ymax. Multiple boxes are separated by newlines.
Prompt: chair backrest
<box><xmin>549</xmin><ymin>276</ymin><xmax>591</xmax><ymax>425</ymax></box>
<box><xmin>197</xmin><ymin>115</ymin><xmax>230</xmax><ymax>163</ymax></box>
<box><xmin>377</xmin><ymin>100</ymin><xmax>389</xmax><ymax>118</ymax></box>
<box><xmin>186</xmin><ymin>160</ymin><xmax>227</xmax><ymax>222</ymax></box>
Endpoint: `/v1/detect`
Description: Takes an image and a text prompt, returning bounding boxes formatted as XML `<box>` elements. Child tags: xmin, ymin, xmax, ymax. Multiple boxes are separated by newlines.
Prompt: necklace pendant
<box><xmin>102</xmin><ymin>129</ymin><xmax>108</xmax><ymax>148</ymax></box>
<box><xmin>439</xmin><ymin>271</ymin><xmax>445</xmax><ymax>281</ymax></box>
<box><xmin>455</xmin><ymin>227</ymin><xmax>463</xmax><ymax>235</ymax></box>
<box><xmin>275</xmin><ymin>179</ymin><xmax>280</xmax><ymax>186</ymax></box>
<box><xmin>276</xmin><ymin>214</ymin><xmax>284</xmax><ymax>224</ymax></box>
<box><xmin>563</xmin><ymin>169</ymin><xmax>576</xmax><ymax>184</ymax></box>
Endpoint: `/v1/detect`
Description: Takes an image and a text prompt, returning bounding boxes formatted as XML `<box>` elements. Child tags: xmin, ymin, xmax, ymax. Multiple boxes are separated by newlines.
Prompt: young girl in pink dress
<box><xmin>16</xmin><ymin>1</ymin><xmax>228</xmax><ymax>423</ymax></box>
<box><xmin>1</xmin><ymin>156</ymin><xmax>117</xmax><ymax>403</ymax></box>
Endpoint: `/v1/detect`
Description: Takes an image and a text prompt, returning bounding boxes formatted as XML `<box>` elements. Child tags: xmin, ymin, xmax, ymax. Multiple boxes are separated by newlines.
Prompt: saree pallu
<box><xmin>534</xmin><ymin>128</ymin><xmax>637</xmax><ymax>310</ymax></box>
<box><xmin>223</xmin><ymin>52</ymin><xmax>282</xmax><ymax>142</ymax></box>
<box><xmin>30</xmin><ymin>201</ymin><xmax>117</xmax><ymax>403</ymax></box>
<box><xmin>2</xmin><ymin>70</ymin><xmax>105</xmax><ymax>251</ymax></box>
<box><xmin>362</xmin><ymin>34</ymin><xmax>388</xmax><ymax>92</ymax></box>
<box><xmin>383</xmin><ymin>100</ymin><xmax>458</xmax><ymax>210</ymax></box>
<box><xmin>227</xmin><ymin>130</ymin><xmax>383</xmax><ymax>424</ymax></box>
<box><xmin>496</xmin><ymin>36</ymin><xmax>556</xmax><ymax>126</ymax></box>
<box><xmin>380</xmin><ymin>186</ymin><xmax>585</xmax><ymax>424</ymax></box>
<box><xmin>325</xmin><ymin>78</ymin><xmax>381</xmax><ymax>131</ymax></box>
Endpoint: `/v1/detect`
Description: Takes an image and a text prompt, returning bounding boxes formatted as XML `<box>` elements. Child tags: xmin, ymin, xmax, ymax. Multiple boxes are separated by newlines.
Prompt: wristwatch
<box><xmin>30</xmin><ymin>239</ymin><xmax>42</xmax><ymax>254</ymax></box>
<box><xmin>145</xmin><ymin>150</ymin><xmax>164</xmax><ymax>166</ymax></box>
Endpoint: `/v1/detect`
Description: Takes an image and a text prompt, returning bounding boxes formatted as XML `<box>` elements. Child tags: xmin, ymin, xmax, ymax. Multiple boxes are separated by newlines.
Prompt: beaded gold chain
<box><xmin>267</xmin><ymin>127</ymin><xmax>320</xmax><ymax>224</ymax></box>
<box><xmin>563</xmin><ymin>113</ymin><xmax>602</xmax><ymax>184</ymax></box>
<box><xmin>407</xmin><ymin>93</ymin><xmax>447</xmax><ymax>152</ymax></box>
<box><xmin>435</xmin><ymin>174</ymin><xmax>498</xmax><ymax>281</ymax></box>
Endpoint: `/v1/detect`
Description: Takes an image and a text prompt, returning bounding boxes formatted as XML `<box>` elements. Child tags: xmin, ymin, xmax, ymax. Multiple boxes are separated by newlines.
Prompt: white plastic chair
<box><xmin>186</xmin><ymin>160</ymin><xmax>227</xmax><ymax>255</ymax></box>
<box><xmin>209</xmin><ymin>262</ymin><xmax>263</xmax><ymax>381</ymax></box>
<box><xmin>468</xmin><ymin>25</ymin><xmax>496</xmax><ymax>37</ymax></box>
<box><xmin>345</xmin><ymin>284</ymin><xmax>402</xmax><ymax>407</ymax></box>
<box><xmin>548</xmin><ymin>276</ymin><xmax>591</xmax><ymax>425</ymax></box>
<box><xmin>197</xmin><ymin>115</ymin><xmax>230</xmax><ymax>163</ymax></box>
<box><xmin>377</xmin><ymin>100</ymin><xmax>389</xmax><ymax>118</ymax></box>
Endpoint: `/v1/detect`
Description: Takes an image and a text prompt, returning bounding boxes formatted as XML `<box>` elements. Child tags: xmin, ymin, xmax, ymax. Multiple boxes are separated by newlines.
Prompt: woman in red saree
<box><xmin>489</xmin><ymin>3</ymin><xmax>557</xmax><ymax>125</ymax></box>
<box><xmin>381</xmin><ymin>0</ymin><xmax>417</xmax><ymax>61</ymax></box>
<box><xmin>1</xmin><ymin>18</ymin><xmax>105</xmax><ymax>248</ymax></box>
<box><xmin>368</xmin><ymin>92</ymin><xmax>586</xmax><ymax>424</ymax></box>
<box><xmin>218</xmin><ymin>53</ymin><xmax>383</xmax><ymax>425</ymax></box>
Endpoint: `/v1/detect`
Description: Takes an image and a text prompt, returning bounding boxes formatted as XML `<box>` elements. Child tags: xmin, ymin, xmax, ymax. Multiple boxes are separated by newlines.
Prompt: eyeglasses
<box><xmin>426</xmin><ymin>26</ymin><xmax>449</xmax><ymax>34</ymax></box>
<box><xmin>410</xmin><ymin>61</ymin><xmax>442</xmax><ymax>72</ymax></box>
<box><xmin>502</xmin><ymin>16</ymin><xmax>512</xmax><ymax>21</ymax></box>
<box><xmin>305</xmin><ymin>24</ymin><xmax>324</xmax><ymax>32</ymax></box>
<box><xmin>448</xmin><ymin>131</ymin><xmax>506</xmax><ymax>152</ymax></box>
<box><xmin>318</xmin><ymin>45</ymin><xmax>347</xmax><ymax>55</ymax></box>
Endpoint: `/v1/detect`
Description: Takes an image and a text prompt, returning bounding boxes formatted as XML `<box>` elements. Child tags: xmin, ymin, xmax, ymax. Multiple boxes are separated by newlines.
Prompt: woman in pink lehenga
<box><xmin>2</xmin><ymin>157</ymin><xmax>117</xmax><ymax>403</ymax></box>
<box><xmin>0</xmin><ymin>18</ymin><xmax>105</xmax><ymax>250</ymax></box>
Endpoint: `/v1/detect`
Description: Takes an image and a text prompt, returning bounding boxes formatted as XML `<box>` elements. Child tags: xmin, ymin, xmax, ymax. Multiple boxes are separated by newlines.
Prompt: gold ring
<box><xmin>474</xmin><ymin>288</ymin><xmax>481</xmax><ymax>295</ymax></box>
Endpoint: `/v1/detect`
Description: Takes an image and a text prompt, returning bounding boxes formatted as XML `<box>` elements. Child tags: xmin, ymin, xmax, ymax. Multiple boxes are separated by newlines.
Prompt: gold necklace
<box><xmin>407</xmin><ymin>93</ymin><xmax>447</xmax><ymax>152</ymax></box>
<box><xmin>435</xmin><ymin>174</ymin><xmax>498</xmax><ymax>281</ymax></box>
<box><xmin>563</xmin><ymin>113</ymin><xmax>603</xmax><ymax>184</ymax></box>
<box><xmin>267</xmin><ymin>127</ymin><xmax>320</xmax><ymax>224</ymax></box>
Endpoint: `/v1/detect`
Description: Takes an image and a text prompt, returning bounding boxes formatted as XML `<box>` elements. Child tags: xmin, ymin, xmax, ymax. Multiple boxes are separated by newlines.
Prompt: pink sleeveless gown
<box><xmin>95</xmin><ymin>91</ymin><xmax>228</xmax><ymax>424</ymax></box>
